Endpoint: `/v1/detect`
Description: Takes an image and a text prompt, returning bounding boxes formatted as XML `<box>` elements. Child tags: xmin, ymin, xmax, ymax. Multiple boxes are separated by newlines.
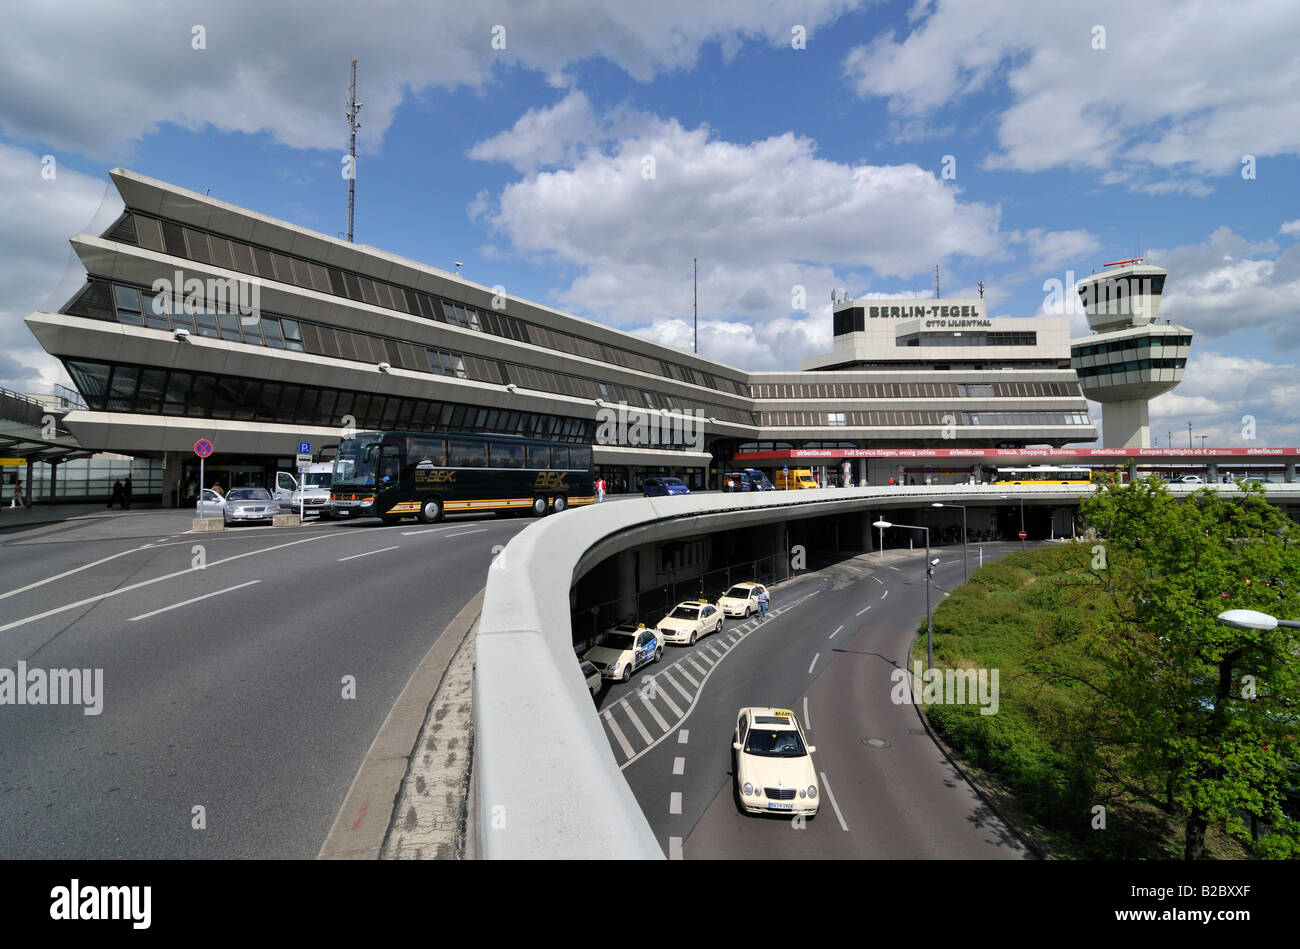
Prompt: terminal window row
<box><xmin>749</xmin><ymin>381</ymin><xmax>1081</xmax><ymax>400</ymax></box>
<box><xmin>1074</xmin><ymin>358</ymin><xmax>1187</xmax><ymax>377</ymax></box>
<box><xmin>1071</xmin><ymin>336</ymin><xmax>1192</xmax><ymax>359</ymax></box>
<box><xmin>62</xmin><ymin>358</ymin><xmax>597</xmax><ymax>443</ymax></box>
<box><xmin>897</xmin><ymin>332</ymin><xmax>1037</xmax><ymax>347</ymax></box>
<box><xmin>759</xmin><ymin>410</ymin><xmax>1093</xmax><ymax>427</ymax></box>
<box><xmin>63</xmin><ymin>278</ymin><xmax>755</xmax><ymax>426</ymax></box>
<box><xmin>108</xmin><ymin>212</ymin><xmax>749</xmax><ymax>399</ymax></box>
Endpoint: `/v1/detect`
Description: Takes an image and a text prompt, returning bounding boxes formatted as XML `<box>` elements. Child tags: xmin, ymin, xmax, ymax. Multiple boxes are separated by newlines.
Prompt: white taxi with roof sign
<box><xmin>655</xmin><ymin>600</ymin><xmax>724</xmax><ymax>646</ymax></box>
<box><xmin>732</xmin><ymin>707</ymin><xmax>818</xmax><ymax>816</ymax></box>
<box><xmin>718</xmin><ymin>581</ymin><xmax>767</xmax><ymax>618</ymax></box>
<box><xmin>582</xmin><ymin>624</ymin><xmax>663</xmax><ymax>682</ymax></box>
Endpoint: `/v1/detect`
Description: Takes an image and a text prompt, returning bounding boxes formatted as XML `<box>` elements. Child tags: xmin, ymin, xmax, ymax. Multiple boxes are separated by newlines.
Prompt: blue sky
<box><xmin>2</xmin><ymin>0</ymin><xmax>1299</xmax><ymax>445</ymax></box>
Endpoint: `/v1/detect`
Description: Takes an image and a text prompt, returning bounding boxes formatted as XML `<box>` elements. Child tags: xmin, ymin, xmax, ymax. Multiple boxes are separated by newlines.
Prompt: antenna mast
<box><xmin>693</xmin><ymin>257</ymin><xmax>698</xmax><ymax>354</ymax></box>
<box><xmin>346</xmin><ymin>59</ymin><xmax>362</xmax><ymax>242</ymax></box>
<box><xmin>934</xmin><ymin>264</ymin><xmax>940</xmax><ymax>299</ymax></box>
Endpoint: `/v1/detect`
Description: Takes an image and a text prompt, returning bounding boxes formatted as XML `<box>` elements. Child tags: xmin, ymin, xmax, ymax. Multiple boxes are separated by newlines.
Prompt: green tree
<box><xmin>1080</xmin><ymin>475</ymin><xmax>1300</xmax><ymax>858</ymax></box>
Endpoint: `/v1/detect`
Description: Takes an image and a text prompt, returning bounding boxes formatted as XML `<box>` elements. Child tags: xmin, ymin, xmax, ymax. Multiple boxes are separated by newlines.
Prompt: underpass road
<box><xmin>617</xmin><ymin>545</ymin><xmax>1033</xmax><ymax>859</ymax></box>
<box><xmin>0</xmin><ymin>511</ymin><xmax>527</xmax><ymax>858</ymax></box>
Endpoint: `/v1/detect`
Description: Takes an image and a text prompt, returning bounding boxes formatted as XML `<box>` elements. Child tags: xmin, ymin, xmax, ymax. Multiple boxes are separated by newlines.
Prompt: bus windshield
<box><xmin>334</xmin><ymin>437</ymin><xmax>380</xmax><ymax>486</ymax></box>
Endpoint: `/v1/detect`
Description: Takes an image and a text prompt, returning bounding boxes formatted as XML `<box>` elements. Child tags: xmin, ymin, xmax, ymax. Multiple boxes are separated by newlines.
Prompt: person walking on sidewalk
<box><xmin>757</xmin><ymin>587</ymin><xmax>770</xmax><ymax>620</ymax></box>
<box><xmin>14</xmin><ymin>479</ymin><xmax>28</xmax><ymax>509</ymax></box>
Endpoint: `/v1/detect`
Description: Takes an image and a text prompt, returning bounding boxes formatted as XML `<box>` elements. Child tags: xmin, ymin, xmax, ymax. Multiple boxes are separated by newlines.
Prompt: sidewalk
<box><xmin>0</xmin><ymin>500</ymin><xmax>168</xmax><ymax>533</ymax></box>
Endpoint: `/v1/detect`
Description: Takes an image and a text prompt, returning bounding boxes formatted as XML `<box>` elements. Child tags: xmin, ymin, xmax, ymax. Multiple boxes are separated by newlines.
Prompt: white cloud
<box><xmin>843</xmin><ymin>0</ymin><xmax>1300</xmax><ymax>187</ymax></box>
<box><xmin>1149</xmin><ymin>351</ymin><xmax>1300</xmax><ymax>447</ymax></box>
<box><xmin>0</xmin><ymin>1</ymin><xmax>864</xmax><ymax>158</ymax></box>
<box><xmin>1280</xmin><ymin>219</ymin><xmax>1300</xmax><ymax>236</ymax></box>
<box><xmin>1012</xmin><ymin>228</ymin><xmax>1099</xmax><ymax>273</ymax></box>
<box><xmin>0</xmin><ymin>145</ymin><xmax>116</xmax><ymax>392</ymax></box>
<box><xmin>633</xmin><ymin>314</ymin><xmax>832</xmax><ymax>371</ymax></box>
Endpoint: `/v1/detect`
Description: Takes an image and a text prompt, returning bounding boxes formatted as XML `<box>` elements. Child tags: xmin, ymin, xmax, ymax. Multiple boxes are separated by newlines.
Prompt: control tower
<box><xmin>1069</xmin><ymin>258</ymin><xmax>1192</xmax><ymax>448</ymax></box>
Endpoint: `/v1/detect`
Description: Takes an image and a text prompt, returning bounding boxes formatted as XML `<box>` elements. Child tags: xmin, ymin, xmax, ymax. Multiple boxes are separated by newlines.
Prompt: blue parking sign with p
<box><xmin>299</xmin><ymin>441</ymin><xmax>311</xmax><ymax>455</ymax></box>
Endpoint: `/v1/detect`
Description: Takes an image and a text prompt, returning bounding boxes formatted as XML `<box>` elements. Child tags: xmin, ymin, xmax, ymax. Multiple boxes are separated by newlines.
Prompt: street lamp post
<box><xmin>1217</xmin><ymin>609</ymin><xmax>1300</xmax><ymax>631</ymax></box>
<box><xmin>1000</xmin><ymin>494</ymin><xmax>1026</xmax><ymax>549</ymax></box>
<box><xmin>932</xmin><ymin>502</ymin><xmax>968</xmax><ymax>582</ymax></box>
<box><xmin>874</xmin><ymin>519</ymin><xmax>937</xmax><ymax>671</ymax></box>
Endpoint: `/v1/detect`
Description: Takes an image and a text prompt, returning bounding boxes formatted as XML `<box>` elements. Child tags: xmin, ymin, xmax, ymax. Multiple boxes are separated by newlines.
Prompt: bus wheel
<box><xmin>552</xmin><ymin>495</ymin><xmax>568</xmax><ymax>513</ymax></box>
<box><xmin>531</xmin><ymin>495</ymin><xmax>548</xmax><ymax>517</ymax></box>
<box><xmin>418</xmin><ymin>498</ymin><xmax>443</xmax><ymax>524</ymax></box>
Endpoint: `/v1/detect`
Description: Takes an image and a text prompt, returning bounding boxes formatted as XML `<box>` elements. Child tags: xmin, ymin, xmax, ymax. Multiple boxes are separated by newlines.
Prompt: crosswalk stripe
<box><xmin>638</xmin><ymin>692</ymin><xmax>670</xmax><ymax>733</ymax></box>
<box><xmin>688</xmin><ymin>658</ymin><xmax>709</xmax><ymax>678</ymax></box>
<box><xmin>623</xmin><ymin>705</ymin><xmax>654</xmax><ymax>744</ymax></box>
<box><xmin>604</xmin><ymin>714</ymin><xmax>635</xmax><ymax>759</ymax></box>
<box><xmin>676</xmin><ymin>665</ymin><xmax>700</xmax><ymax>688</ymax></box>
<box><xmin>655</xmin><ymin>686</ymin><xmax>684</xmax><ymax>718</ymax></box>
<box><xmin>664</xmin><ymin>672</ymin><xmax>693</xmax><ymax>704</ymax></box>
<box><xmin>696</xmin><ymin>650</ymin><xmax>715</xmax><ymax>667</ymax></box>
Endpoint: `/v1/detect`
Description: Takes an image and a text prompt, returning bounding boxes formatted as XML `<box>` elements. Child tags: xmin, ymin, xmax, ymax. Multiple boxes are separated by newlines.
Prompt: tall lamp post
<box><xmin>932</xmin><ymin>502</ymin><xmax>968</xmax><ymax>582</ymax></box>
<box><xmin>874</xmin><ymin>519</ymin><xmax>938</xmax><ymax>671</ymax></box>
<box><xmin>1000</xmin><ymin>494</ymin><xmax>1026</xmax><ymax>549</ymax></box>
<box><xmin>1217</xmin><ymin>609</ymin><xmax>1300</xmax><ymax>631</ymax></box>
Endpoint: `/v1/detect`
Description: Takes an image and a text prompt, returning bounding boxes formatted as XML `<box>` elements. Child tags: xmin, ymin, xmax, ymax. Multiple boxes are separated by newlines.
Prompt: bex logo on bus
<box><xmin>417</xmin><ymin>469</ymin><xmax>457</xmax><ymax>484</ymax></box>
<box><xmin>534</xmin><ymin>471</ymin><xmax>568</xmax><ymax>490</ymax></box>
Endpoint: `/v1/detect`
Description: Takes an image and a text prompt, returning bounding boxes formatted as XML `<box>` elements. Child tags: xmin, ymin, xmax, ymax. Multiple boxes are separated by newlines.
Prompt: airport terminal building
<box><xmin>24</xmin><ymin>170</ymin><xmax>1098</xmax><ymax>501</ymax></box>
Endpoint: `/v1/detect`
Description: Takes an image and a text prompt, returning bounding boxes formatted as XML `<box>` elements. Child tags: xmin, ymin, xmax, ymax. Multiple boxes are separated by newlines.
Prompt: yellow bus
<box><xmin>991</xmin><ymin>466</ymin><xmax>1092</xmax><ymax>485</ymax></box>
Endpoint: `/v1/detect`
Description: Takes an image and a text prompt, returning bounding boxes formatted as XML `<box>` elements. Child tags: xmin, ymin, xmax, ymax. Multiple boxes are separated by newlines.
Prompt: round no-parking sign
<box><xmin>194</xmin><ymin>439</ymin><xmax>213</xmax><ymax>458</ymax></box>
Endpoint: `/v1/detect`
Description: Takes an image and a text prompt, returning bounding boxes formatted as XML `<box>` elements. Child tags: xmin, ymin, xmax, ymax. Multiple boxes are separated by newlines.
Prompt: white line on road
<box><xmin>603</xmin><ymin>713</ymin><xmax>635</xmax><ymax>759</ymax></box>
<box><xmin>443</xmin><ymin>529</ymin><xmax>488</xmax><ymax>538</ymax></box>
<box><xmin>669</xmin><ymin>792</ymin><xmax>682</xmax><ymax>815</ymax></box>
<box><xmin>128</xmin><ymin>580</ymin><xmax>261</xmax><ymax>622</ymax></box>
<box><xmin>856</xmin><ymin>605</ymin><xmax>871</xmax><ymax>616</ymax></box>
<box><xmin>678</xmin><ymin>730</ymin><xmax>689</xmax><ymax>744</ymax></box>
<box><xmin>0</xmin><ymin>543</ymin><xmax>155</xmax><ymax>601</ymax></box>
<box><xmin>880</xmin><ymin>589</ymin><xmax>889</xmax><ymax>599</ymax></box>
<box><xmin>872</xmin><ymin>575</ymin><xmax>884</xmax><ymax>585</ymax></box>
<box><xmin>663</xmin><ymin>672</ymin><xmax>693</xmax><ymax>705</ymax></box>
<box><xmin>677</xmin><ymin>665</ymin><xmax>700</xmax><ymax>688</ymax></box>
<box><xmin>673</xmin><ymin>757</ymin><xmax>685</xmax><ymax>775</ymax></box>
<box><xmin>803</xmin><ymin>696</ymin><xmax>811</xmax><ymax>730</ymax></box>
<box><xmin>829</xmin><ymin>624</ymin><xmax>843</xmax><ymax>639</ymax></box>
<box><xmin>400</xmin><ymin>525</ymin><xmax>462</xmax><ymax>536</ymax></box>
<box><xmin>0</xmin><ymin>532</ymin><xmax>339</xmax><ymax>634</ymax></box>
<box><xmin>654</xmin><ymin>686</ymin><xmax>684</xmax><ymax>719</ymax></box>
<box><xmin>668</xmin><ymin>836</ymin><xmax>683</xmax><ymax>860</ymax></box>
<box><xmin>623</xmin><ymin>705</ymin><xmax>654</xmax><ymax>744</ymax></box>
<box><xmin>638</xmin><ymin>692</ymin><xmax>670</xmax><ymax>733</ymax></box>
<box><xmin>695</xmin><ymin>651</ymin><xmax>715</xmax><ymax>667</ymax></box>
<box><xmin>819</xmin><ymin>771</ymin><xmax>850</xmax><ymax>832</ymax></box>
<box><xmin>808</xmin><ymin>653</ymin><xmax>820</xmax><ymax>674</ymax></box>
<box><xmin>337</xmin><ymin>545</ymin><xmax>400</xmax><ymax>562</ymax></box>
<box><xmin>888</xmin><ymin>565</ymin><xmax>901</xmax><ymax>572</ymax></box>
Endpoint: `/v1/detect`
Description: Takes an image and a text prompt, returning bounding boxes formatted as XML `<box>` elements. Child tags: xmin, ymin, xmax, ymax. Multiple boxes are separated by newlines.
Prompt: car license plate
<box><xmin>767</xmin><ymin>802</ymin><xmax>792</xmax><ymax>811</ymax></box>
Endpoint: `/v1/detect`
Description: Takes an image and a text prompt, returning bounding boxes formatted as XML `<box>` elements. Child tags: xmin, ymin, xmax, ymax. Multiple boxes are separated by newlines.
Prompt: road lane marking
<box><xmin>128</xmin><ymin>580</ymin><xmax>261</xmax><ymax>622</ymax></box>
<box><xmin>663</xmin><ymin>672</ymin><xmax>693</xmax><ymax>705</ymax></box>
<box><xmin>880</xmin><ymin>589</ymin><xmax>889</xmax><ymax>599</ymax></box>
<box><xmin>695</xmin><ymin>651</ymin><xmax>715</xmax><ymax>667</ymax></box>
<box><xmin>673</xmin><ymin>757</ymin><xmax>685</xmax><ymax>775</ymax></box>
<box><xmin>400</xmin><ymin>526</ymin><xmax>462</xmax><ymax>535</ymax></box>
<box><xmin>888</xmin><ymin>565</ymin><xmax>901</xmax><ymax>571</ymax></box>
<box><xmin>668</xmin><ymin>836</ymin><xmax>683</xmax><ymax>860</ymax></box>
<box><xmin>677</xmin><ymin>665</ymin><xmax>701</xmax><ymax>688</ymax></box>
<box><xmin>603</xmin><ymin>712</ymin><xmax>635</xmax><ymax>759</ymax></box>
<box><xmin>669</xmin><ymin>792</ymin><xmax>682</xmax><ymax>815</ymax></box>
<box><xmin>654</xmin><ymin>686</ymin><xmax>684</xmax><ymax>719</ymax></box>
<box><xmin>623</xmin><ymin>705</ymin><xmax>654</xmax><ymax>744</ymax></box>
<box><xmin>808</xmin><ymin>653</ymin><xmax>820</xmax><ymax>674</ymax></box>
<box><xmin>803</xmin><ymin>696</ymin><xmax>811</xmax><ymax>730</ymax></box>
<box><xmin>872</xmin><ymin>575</ymin><xmax>884</xmax><ymax>585</ymax></box>
<box><xmin>0</xmin><ymin>532</ymin><xmax>339</xmax><ymax>634</ymax></box>
<box><xmin>726</xmin><ymin>633</ymin><xmax>739</xmax><ymax>645</ymax></box>
<box><xmin>678</xmin><ymin>730</ymin><xmax>689</xmax><ymax>744</ymax></box>
<box><xmin>707</xmin><ymin>644</ymin><xmax>724</xmax><ymax>659</ymax></box>
<box><xmin>856</xmin><ymin>605</ymin><xmax>871</xmax><ymax>616</ymax></box>
<box><xmin>337</xmin><ymin>545</ymin><xmax>400</xmax><ymax>562</ymax></box>
<box><xmin>0</xmin><ymin>543</ymin><xmax>157</xmax><ymax>602</ymax></box>
<box><xmin>638</xmin><ymin>692</ymin><xmax>671</xmax><ymax>732</ymax></box>
<box><xmin>829</xmin><ymin>625</ymin><xmax>843</xmax><ymax>639</ymax></box>
<box><xmin>819</xmin><ymin>771</ymin><xmax>850</xmax><ymax>832</ymax></box>
<box><xmin>444</xmin><ymin>529</ymin><xmax>487</xmax><ymax>538</ymax></box>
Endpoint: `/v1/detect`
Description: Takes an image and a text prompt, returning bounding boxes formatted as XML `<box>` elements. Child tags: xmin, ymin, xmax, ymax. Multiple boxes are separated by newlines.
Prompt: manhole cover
<box><xmin>861</xmin><ymin>737</ymin><xmax>892</xmax><ymax>749</ymax></box>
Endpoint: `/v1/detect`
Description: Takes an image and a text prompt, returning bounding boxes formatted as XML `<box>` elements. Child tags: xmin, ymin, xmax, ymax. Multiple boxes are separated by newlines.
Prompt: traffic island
<box><xmin>192</xmin><ymin>517</ymin><xmax>223</xmax><ymax>532</ymax></box>
<box><xmin>272</xmin><ymin>514</ymin><xmax>302</xmax><ymax>528</ymax></box>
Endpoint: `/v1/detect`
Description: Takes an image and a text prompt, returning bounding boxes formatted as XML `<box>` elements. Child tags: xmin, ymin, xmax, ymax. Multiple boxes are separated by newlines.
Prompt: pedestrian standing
<box><xmin>108</xmin><ymin>479</ymin><xmax>123</xmax><ymax>509</ymax></box>
<box><xmin>595</xmin><ymin>477</ymin><xmax>606</xmax><ymax>502</ymax></box>
<box><xmin>757</xmin><ymin>587</ymin><xmax>770</xmax><ymax>620</ymax></box>
<box><xmin>123</xmin><ymin>476</ymin><xmax>133</xmax><ymax>510</ymax></box>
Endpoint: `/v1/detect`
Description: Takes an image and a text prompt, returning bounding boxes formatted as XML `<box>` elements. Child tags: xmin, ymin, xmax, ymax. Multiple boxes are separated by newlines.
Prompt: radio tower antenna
<box><xmin>934</xmin><ymin>264</ymin><xmax>940</xmax><ymax>299</ymax></box>
<box><xmin>346</xmin><ymin>59</ymin><xmax>363</xmax><ymax>242</ymax></box>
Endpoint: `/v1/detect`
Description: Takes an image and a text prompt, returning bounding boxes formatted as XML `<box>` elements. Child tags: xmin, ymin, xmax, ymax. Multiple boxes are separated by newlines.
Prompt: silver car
<box><xmin>199</xmin><ymin>487</ymin><xmax>281</xmax><ymax>526</ymax></box>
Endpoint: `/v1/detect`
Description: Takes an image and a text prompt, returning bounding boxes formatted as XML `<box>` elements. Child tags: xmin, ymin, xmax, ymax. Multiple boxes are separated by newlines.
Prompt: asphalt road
<box><xmin>604</xmin><ymin>544</ymin><xmax>1033</xmax><ymax>859</ymax></box>
<box><xmin>0</xmin><ymin>508</ymin><xmax>528</xmax><ymax>858</ymax></box>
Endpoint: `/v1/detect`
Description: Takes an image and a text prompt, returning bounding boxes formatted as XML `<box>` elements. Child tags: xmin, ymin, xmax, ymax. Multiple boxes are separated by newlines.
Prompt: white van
<box><xmin>273</xmin><ymin>462</ymin><xmax>334</xmax><ymax>517</ymax></box>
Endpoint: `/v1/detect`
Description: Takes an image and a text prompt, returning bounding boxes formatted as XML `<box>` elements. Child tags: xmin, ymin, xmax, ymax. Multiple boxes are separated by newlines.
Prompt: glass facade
<box><xmin>750</xmin><ymin>380</ymin><xmax>1082</xmax><ymax>399</ymax></box>
<box><xmin>25</xmin><ymin>456</ymin><xmax>163</xmax><ymax>501</ymax></box>
<box><xmin>759</xmin><ymin>409</ymin><xmax>1092</xmax><ymax>427</ymax></box>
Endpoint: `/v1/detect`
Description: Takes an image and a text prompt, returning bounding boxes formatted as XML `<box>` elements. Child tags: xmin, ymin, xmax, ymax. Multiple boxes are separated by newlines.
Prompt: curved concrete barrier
<box><xmin>473</xmin><ymin>481</ymin><xmax>1300</xmax><ymax>858</ymax></box>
